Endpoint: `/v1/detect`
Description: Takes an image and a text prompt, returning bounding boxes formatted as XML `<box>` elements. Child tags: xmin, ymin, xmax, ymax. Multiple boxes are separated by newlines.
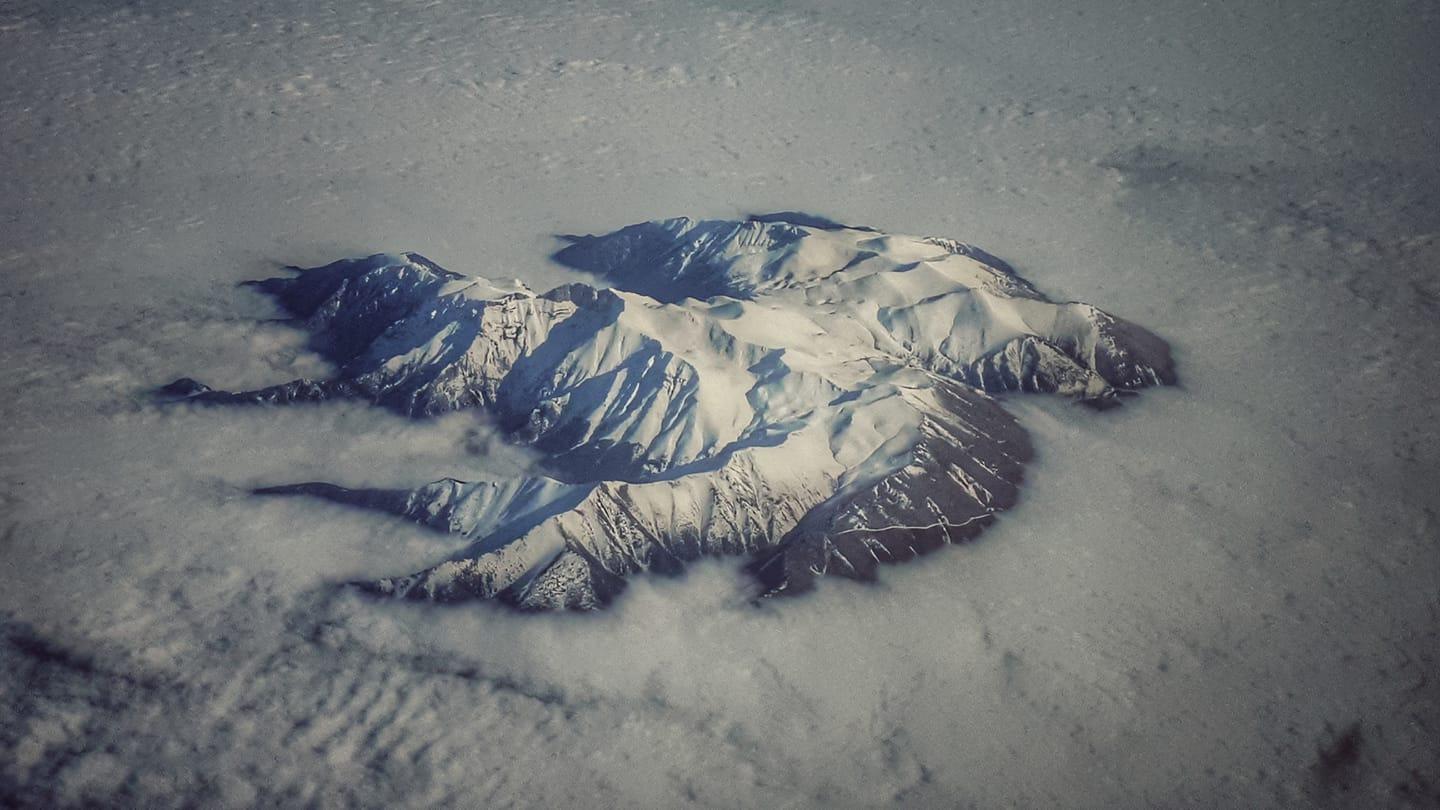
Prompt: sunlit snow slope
<box><xmin>167</xmin><ymin>216</ymin><xmax>1173</xmax><ymax>609</ymax></box>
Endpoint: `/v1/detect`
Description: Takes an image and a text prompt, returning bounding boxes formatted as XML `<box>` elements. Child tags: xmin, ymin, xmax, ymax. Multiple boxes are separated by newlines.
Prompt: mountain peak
<box><xmin>164</xmin><ymin>216</ymin><xmax>1175</xmax><ymax>610</ymax></box>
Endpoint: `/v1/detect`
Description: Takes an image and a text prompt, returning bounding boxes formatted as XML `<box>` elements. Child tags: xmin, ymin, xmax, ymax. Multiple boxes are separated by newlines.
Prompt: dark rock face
<box><xmin>164</xmin><ymin>215</ymin><xmax>1175</xmax><ymax>610</ymax></box>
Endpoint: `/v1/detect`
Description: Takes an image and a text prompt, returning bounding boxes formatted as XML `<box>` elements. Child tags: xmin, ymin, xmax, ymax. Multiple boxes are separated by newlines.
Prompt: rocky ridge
<box><xmin>166</xmin><ymin>215</ymin><xmax>1175</xmax><ymax>609</ymax></box>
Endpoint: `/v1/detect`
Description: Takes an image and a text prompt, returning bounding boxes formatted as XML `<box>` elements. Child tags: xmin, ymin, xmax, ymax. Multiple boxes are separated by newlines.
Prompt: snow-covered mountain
<box><xmin>166</xmin><ymin>215</ymin><xmax>1175</xmax><ymax>609</ymax></box>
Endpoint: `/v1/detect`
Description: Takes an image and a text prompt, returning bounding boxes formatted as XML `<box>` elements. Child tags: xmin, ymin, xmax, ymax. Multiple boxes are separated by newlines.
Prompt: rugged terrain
<box><xmin>167</xmin><ymin>216</ymin><xmax>1173</xmax><ymax>609</ymax></box>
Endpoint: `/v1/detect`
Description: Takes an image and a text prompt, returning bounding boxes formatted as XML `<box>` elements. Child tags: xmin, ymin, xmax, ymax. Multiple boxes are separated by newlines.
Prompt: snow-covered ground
<box><xmin>1</xmin><ymin>0</ymin><xmax>1436</xmax><ymax>806</ymax></box>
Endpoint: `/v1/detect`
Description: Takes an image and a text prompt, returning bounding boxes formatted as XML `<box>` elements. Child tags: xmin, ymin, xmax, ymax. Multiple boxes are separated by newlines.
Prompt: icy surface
<box><xmin>166</xmin><ymin>218</ymin><xmax>1172</xmax><ymax>608</ymax></box>
<box><xmin>1</xmin><ymin>0</ymin><xmax>1438</xmax><ymax>807</ymax></box>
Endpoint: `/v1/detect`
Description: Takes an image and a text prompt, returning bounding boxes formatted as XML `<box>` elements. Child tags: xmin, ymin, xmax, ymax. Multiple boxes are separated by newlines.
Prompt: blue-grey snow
<box><xmin>164</xmin><ymin>216</ymin><xmax>1172</xmax><ymax>609</ymax></box>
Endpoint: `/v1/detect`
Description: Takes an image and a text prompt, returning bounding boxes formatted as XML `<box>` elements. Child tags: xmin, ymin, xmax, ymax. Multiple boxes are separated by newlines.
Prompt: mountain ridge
<box><xmin>164</xmin><ymin>214</ymin><xmax>1175</xmax><ymax>609</ymax></box>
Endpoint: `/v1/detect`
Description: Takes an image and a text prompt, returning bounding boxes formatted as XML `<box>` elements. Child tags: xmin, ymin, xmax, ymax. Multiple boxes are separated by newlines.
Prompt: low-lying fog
<box><xmin>2</xmin><ymin>0</ymin><xmax>1436</xmax><ymax>806</ymax></box>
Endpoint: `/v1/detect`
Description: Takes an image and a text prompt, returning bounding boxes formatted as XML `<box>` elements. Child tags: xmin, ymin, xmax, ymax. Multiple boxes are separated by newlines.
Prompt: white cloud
<box><xmin>2</xmin><ymin>0</ymin><xmax>1437</xmax><ymax>806</ymax></box>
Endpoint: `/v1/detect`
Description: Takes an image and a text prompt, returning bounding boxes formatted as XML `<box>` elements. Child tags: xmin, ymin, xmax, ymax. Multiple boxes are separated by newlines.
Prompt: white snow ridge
<box><xmin>165</xmin><ymin>215</ymin><xmax>1175</xmax><ymax>610</ymax></box>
